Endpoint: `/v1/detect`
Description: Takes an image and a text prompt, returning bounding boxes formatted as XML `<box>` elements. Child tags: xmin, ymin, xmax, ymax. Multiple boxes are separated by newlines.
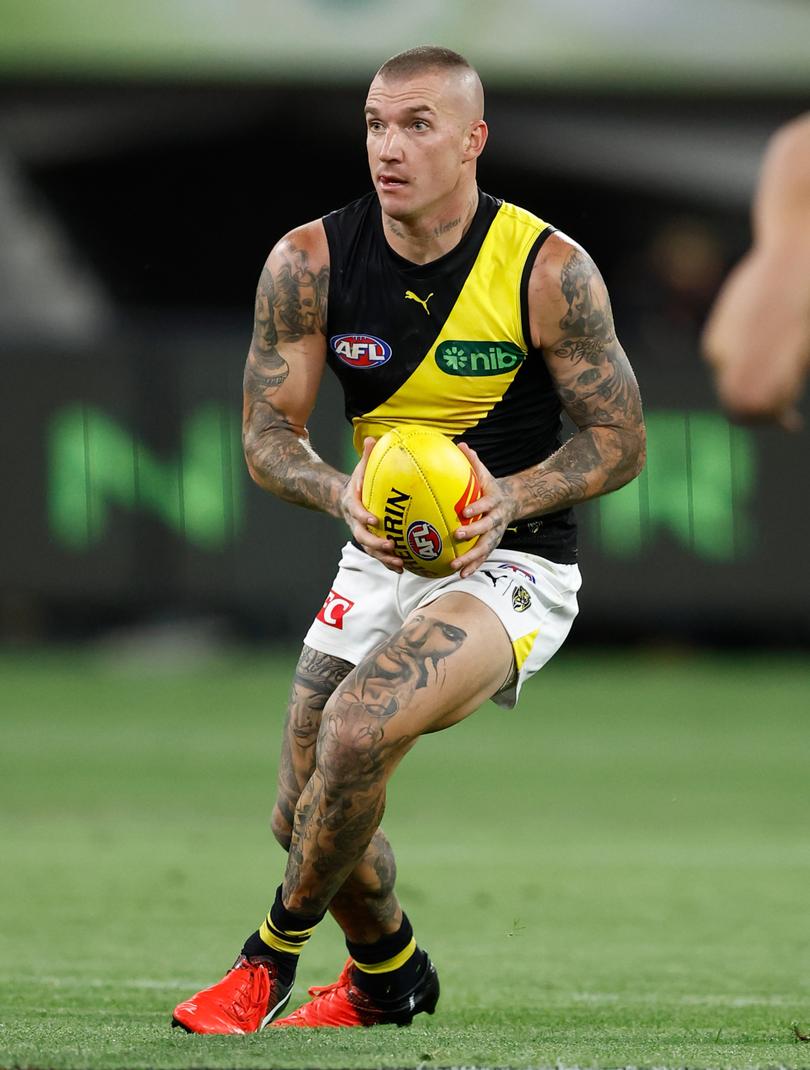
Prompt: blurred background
<box><xmin>1</xmin><ymin>0</ymin><xmax>809</xmax><ymax>652</ymax></box>
<box><xmin>2</xmin><ymin>8</ymin><xmax>809</xmax><ymax>1064</ymax></box>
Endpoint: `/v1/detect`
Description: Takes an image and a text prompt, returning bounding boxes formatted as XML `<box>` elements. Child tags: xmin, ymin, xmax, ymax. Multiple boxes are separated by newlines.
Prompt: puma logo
<box><xmin>405</xmin><ymin>290</ymin><xmax>434</xmax><ymax>315</ymax></box>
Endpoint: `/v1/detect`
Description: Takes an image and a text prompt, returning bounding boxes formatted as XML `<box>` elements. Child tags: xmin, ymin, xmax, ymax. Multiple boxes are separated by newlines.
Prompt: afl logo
<box><xmin>331</xmin><ymin>333</ymin><xmax>392</xmax><ymax>369</ymax></box>
<box><xmin>407</xmin><ymin>521</ymin><xmax>443</xmax><ymax>561</ymax></box>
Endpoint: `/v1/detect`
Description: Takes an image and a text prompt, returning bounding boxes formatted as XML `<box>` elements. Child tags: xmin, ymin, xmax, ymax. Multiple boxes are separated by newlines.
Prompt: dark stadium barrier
<box><xmin>2</xmin><ymin>334</ymin><xmax>806</xmax><ymax>642</ymax></box>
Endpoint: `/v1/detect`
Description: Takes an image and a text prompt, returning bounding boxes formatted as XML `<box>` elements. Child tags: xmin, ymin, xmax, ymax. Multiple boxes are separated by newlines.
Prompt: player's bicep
<box><xmin>531</xmin><ymin>236</ymin><xmax>643</xmax><ymax>432</ymax></box>
<box><xmin>243</xmin><ymin>225</ymin><xmax>329</xmax><ymax>437</ymax></box>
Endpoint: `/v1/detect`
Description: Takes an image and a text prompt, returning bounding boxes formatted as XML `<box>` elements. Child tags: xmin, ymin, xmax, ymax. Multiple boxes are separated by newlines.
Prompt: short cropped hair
<box><xmin>376</xmin><ymin>45</ymin><xmax>477</xmax><ymax>82</ymax></box>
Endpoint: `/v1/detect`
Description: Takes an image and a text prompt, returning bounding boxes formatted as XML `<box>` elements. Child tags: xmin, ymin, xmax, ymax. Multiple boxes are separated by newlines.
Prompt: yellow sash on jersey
<box><xmin>352</xmin><ymin>202</ymin><xmax>550</xmax><ymax>454</ymax></box>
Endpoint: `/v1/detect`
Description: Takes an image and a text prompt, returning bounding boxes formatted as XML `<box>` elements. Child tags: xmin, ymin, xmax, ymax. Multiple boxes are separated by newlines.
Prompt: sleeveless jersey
<box><xmin>322</xmin><ymin>190</ymin><xmax>577</xmax><ymax>563</ymax></box>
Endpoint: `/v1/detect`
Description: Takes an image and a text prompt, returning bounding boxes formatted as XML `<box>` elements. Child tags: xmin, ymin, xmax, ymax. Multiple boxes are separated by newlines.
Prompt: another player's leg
<box><xmin>270</xmin><ymin>592</ymin><xmax>514</xmax><ymax>1027</ymax></box>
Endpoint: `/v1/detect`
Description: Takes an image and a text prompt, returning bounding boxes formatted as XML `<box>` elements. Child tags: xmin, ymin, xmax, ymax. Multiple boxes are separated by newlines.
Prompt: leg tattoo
<box><xmin>272</xmin><ymin>646</ymin><xmax>353</xmax><ymax>849</ymax></box>
<box><xmin>283</xmin><ymin>615</ymin><xmax>467</xmax><ymax>915</ymax></box>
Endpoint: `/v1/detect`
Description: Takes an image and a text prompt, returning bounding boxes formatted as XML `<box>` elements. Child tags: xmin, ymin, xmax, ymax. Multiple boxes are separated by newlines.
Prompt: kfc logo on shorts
<box><xmin>407</xmin><ymin>521</ymin><xmax>442</xmax><ymax>561</ymax></box>
<box><xmin>331</xmin><ymin>333</ymin><xmax>392</xmax><ymax>369</ymax></box>
<box><xmin>316</xmin><ymin>589</ymin><xmax>355</xmax><ymax>629</ymax></box>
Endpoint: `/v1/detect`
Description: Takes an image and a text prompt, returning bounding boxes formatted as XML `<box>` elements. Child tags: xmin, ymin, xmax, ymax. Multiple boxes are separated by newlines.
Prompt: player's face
<box><xmin>364</xmin><ymin>70</ymin><xmax>484</xmax><ymax>222</ymax></box>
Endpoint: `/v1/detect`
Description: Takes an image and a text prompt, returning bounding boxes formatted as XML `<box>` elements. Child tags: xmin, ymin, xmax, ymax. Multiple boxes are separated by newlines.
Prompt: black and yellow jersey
<box><xmin>322</xmin><ymin>189</ymin><xmax>576</xmax><ymax>563</ymax></box>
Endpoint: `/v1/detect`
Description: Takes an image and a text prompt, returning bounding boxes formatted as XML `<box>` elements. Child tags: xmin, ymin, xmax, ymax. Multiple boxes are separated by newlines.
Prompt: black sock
<box><xmin>346</xmin><ymin>914</ymin><xmax>426</xmax><ymax>1001</ymax></box>
<box><xmin>241</xmin><ymin>886</ymin><xmax>325</xmax><ymax>987</ymax></box>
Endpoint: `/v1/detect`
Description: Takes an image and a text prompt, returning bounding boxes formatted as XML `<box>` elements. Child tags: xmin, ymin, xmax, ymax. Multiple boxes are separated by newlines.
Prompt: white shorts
<box><xmin>304</xmin><ymin>542</ymin><xmax>581</xmax><ymax>708</ymax></box>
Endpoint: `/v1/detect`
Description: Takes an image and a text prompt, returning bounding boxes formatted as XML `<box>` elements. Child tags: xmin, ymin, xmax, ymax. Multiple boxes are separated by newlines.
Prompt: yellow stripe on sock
<box><xmin>512</xmin><ymin>629</ymin><xmax>539</xmax><ymax>672</ymax></box>
<box><xmin>352</xmin><ymin>937</ymin><xmax>417</xmax><ymax>975</ymax></box>
<box><xmin>258</xmin><ymin>917</ymin><xmax>314</xmax><ymax>956</ymax></box>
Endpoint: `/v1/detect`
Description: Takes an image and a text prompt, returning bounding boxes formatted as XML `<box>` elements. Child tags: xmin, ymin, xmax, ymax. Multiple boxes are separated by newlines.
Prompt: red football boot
<box><xmin>270</xmin><ymin>955</ymin><xmax>439</xmax><ymax>1028</ymax></box>
<box><xmin>171</xmin><ymin>956</ymin><xmax>293</xmax><ymax>1034</ymax></box>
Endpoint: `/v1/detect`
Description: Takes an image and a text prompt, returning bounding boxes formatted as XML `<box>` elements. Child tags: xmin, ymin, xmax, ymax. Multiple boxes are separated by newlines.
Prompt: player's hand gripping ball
<box><xmin>362</xmin><ymin>426</ymin><xmax>482</xmax><ymax>577</ymax></box>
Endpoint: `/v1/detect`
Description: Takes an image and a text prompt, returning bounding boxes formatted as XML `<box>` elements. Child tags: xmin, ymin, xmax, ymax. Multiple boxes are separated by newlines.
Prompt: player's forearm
<box><xmin>244</xmin><ymin>419</ymin><xmax>348</xmax><ymax>518</ymax></box>
<box><xmin>503</xmin><ymin>424</ymin><xmax>646</xmax><ymax>518</ymax></box>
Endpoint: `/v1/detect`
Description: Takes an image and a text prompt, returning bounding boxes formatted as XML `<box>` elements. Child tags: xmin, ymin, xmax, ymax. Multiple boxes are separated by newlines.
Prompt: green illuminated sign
<box><xmin>49</xmin><ymin>404</ymin><xmax>244</xmax><ymax>550</ymax></box>
<box><xmin>51</xmin><ymin>405</ymin><xmax>753</xmax><ymax>561</ymax></box>
<box><xmin>594</xmin><ymin>411</ymin><xmax>755</xmax><ymax>560</ymax></box>
<box><xmin>435</xmin><ymin>341</ymin><xmax>525</xmax><ymax>376</ymax></box>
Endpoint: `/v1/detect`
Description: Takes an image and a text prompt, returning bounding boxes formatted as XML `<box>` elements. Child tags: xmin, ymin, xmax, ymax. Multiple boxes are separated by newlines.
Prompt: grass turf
<box><xmin>1</xmin><ymin>647</ymin><xmax>809</xmax><ymax>1069</ymax></box>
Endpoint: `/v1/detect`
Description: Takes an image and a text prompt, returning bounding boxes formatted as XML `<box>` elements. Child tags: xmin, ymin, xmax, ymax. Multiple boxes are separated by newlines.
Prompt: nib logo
<box><xmin>436</xmin><ymin>340</ymin><xmax>525</xmax><ymax>376</ymax></box>
<box><xmin>440</xmin><ymin>344</ymin><xmax>468</xmax><ymax>371</ymax></box>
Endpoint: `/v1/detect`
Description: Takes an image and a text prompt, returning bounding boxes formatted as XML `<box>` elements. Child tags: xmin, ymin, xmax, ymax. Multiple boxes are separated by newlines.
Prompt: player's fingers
<box><xmin>346</xmin><ymin>495</ymin><xmax>378</xmax><ymax>527</ymax></box>
<box><xmin>353</xmin><ymin>524</ymin><xmax>393</xmax><ymax>552</ymax></box>
<box><xmin>451</xmin><ymin>539</ymin><xmax>492</xmax><ymax>578</ymax></box>
<box><xmin>454</xmin><ymin>511</ymin><xmax>496</xmax><ymax>542</ymax></box>
<box><xmin>357</xmin><ymin>544</ymin><xmax>403</xmax><ymax>572</ymax></box>
<box><xmin>457</xmin><ymin>442</ymin><xmax>496</xmax><ymax>490</ymax></box>
<box><xmin>352</xmin><ymin>437</ymin><xmax>376</xmax><ymax>494</ymax></box>
<box><xmin>360</xmin><ymin>542</ymin><xmax>404</xmax><ymax>572</ymax></box>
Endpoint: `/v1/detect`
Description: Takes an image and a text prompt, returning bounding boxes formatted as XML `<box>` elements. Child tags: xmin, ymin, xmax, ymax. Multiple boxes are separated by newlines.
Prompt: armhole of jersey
<box><xmin>322</xmin><ymin>214</ymin><xmax>338</xmax><ymax>314</ymax></box>
<box><xmin>519</xmin><ymin>225</ymin><xmax>556</xmax><ymax>352</ymax></box>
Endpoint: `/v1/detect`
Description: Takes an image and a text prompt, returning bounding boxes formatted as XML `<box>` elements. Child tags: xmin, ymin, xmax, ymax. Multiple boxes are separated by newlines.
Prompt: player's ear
<box><xmin>463</xmin><ymin>120</ymin><xmax>488</xmax><ymax>161</ymax></box>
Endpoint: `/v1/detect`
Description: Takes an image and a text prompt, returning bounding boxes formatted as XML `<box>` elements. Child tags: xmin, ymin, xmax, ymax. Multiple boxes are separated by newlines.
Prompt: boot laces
<box><xmin>231</xmin><ymin>960</ymin><xmax>268</xmax><ymax>1020</ymax></box>
<box><xmin>307</xmin><ymin>958</ymin><xmax>354</xmax><ymax>999</ymax></box>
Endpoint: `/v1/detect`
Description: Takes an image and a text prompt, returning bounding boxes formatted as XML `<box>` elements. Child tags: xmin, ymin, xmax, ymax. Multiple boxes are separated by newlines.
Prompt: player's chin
<box><xmin>376</xmin><ymin>185</ymin><xmax>416</xmax><ymax>216</ymax></box>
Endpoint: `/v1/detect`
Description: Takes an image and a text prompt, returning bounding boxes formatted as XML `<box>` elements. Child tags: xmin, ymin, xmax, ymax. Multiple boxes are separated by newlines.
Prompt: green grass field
<box><xmin>1</xmin><ymin>647</ymin><xmax>809</xmax><ymax>1070</ymax></box>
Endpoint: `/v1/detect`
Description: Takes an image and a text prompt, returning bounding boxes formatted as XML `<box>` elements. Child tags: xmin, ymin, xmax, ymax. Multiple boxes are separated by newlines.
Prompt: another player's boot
<box><xmin>269</xmin><ymin>953</ymin><xmax>439</xmax><ymax>1028</ymax></box>
<box><xmin>171</xmin><ymin>956</ymin><xmax>294</xmax><ymax>1034</ymax></box>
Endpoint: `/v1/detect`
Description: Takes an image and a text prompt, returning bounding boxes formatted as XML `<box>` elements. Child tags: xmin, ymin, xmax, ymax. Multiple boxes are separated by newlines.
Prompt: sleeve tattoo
<box><xmin>242</xmin><ymin>241</ymin><xmax>345</xmax><ymax>515</ymax></box>
<box><xmin>506</xmin><ymin>247</ymin><xmax>645</xmax><ymax>515</ymax></box>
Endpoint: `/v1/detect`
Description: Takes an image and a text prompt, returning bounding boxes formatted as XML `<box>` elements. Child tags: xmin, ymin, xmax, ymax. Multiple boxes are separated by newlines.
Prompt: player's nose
<box><xmin>378</xmin><ymin>128</ymin><xmax>404</xmax><ymax>161</ymax></box>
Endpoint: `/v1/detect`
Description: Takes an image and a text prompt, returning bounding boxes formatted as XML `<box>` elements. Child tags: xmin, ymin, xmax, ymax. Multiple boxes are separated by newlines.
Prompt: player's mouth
<box><xmin>378</xmin><ymin>174</ymin><xmax>408</xmax><ymax>191</ymax></box>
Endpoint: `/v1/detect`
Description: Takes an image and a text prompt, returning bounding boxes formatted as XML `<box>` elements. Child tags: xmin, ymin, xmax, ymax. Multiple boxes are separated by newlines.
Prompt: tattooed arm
<box><xmin>242</xmin><ymin>221</ymin><xmax>345</xmax><ymax>513</ymax></box>
<box><xmin>510</xmin><ymin>233</ymin><xmax>646</xmax><ymax>511</ymax></box>
<box><xmin>243</xmin><ymin>223</ymin><xmax>403</xmax><ymax>567</ymax></box>
<box><xmin>453</xmin><ymin>233</ymin><xmax>645</xmax><ymax>575</ymax></box>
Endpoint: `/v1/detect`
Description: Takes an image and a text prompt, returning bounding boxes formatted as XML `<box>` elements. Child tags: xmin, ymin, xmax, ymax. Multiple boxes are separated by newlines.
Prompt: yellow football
<box><xmin>362</xmin><ymin>426</ymin><xmax>482</xmax><ymax>578</ymax></box>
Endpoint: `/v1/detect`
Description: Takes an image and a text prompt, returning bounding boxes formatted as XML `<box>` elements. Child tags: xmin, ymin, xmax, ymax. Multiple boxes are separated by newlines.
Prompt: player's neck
<box><xmin>382</xmin><ymin>189</ymin><xmax>479</xmax><ymax>265</ymax></box>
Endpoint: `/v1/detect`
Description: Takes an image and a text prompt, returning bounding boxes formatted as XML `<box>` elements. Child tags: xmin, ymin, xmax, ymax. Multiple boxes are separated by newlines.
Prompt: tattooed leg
<box><xmin>271</xmin><ymin>645</ymin><xmax>352</xmax><ymax>848</ymax></box>
<box><xmin>328</xmin><ymin>831</ymin><xmax>401</xmax><ymax>944</ymax></box>
<box><xmin>281</xmin><ymin>593</ymin><xmax>514</xmax><ymax>917</ymax></box>
<box><xmin>271</xmin><ymin>644</ymin><xmax>404</xmax><ymax>942</ymax></box>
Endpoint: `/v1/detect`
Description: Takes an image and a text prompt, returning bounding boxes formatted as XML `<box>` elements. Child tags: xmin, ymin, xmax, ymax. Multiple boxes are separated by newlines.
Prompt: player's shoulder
<box><xmin>763</xmin><ymin>113</ymin><xmax>810</xmax><ymax>196</ymax></box>
<box><xmin>528</xmin><ymin>230</ymin><xmax>601</xmax><ymax>297</ymax></box>
<box><xmin>319</xmin><ymin>191</ymin><xmax>380</xmax><ymax>260</ymax></box>
<box><xmin>755</xmin><ymin>112</ymin><xmax>810</xmax><ymax>235</ymax></box>
<box><xmin>768</xmin><ymin>112</ymin><xmax>810</xmax><ymax>163</ymax></box>
<box><xmin>268</xmin><ymin>217</ymin><xmax>329</xmax><ymax>269</ymax></box>
<box><xmin>493</xmin><ymin>197</ymin><xmax>551</xmax><ymax>239</ymax></box>
<box><xmin>323</xmin><ymin>191</ymin><xmax>377</xmax><ymax>224</ymax></box>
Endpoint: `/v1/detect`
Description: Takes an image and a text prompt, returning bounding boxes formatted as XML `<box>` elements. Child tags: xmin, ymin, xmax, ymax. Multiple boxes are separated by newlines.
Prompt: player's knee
<box><xmin>270</xmin><ymin>803</ymin><xmax>293</xmax><ymax>852</ymax></box>
<box><xmin>316</xmin><ymin>704</ymin><xmax>400</xmax><ymax>792</ymax></box>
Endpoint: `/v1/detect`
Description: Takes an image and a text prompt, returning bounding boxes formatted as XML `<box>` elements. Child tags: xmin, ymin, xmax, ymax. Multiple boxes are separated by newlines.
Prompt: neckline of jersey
<box><xmin>374</xmin><ymin>188</ymin><xmax>498</xmax><ymax>277</ymax></box>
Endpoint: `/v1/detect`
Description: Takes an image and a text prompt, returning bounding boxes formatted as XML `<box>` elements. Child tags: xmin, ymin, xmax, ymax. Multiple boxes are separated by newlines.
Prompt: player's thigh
<box><xmin>401</xmin><ymin>590</ymin><xmax>516</xmax><ymax>730</ymax></box>
<box><xmin>318</xmin><ymin>591</ymin><xmax>513</xmax><ymax>782</ymax></box>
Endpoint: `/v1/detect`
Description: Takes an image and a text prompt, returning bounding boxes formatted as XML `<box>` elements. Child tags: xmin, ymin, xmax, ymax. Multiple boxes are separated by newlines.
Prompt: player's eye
<box><xmin>367</xmin><ymin>120</ymin><xmax>384</xmax><ymax>133</ymax></box>
<box><xmin>412</xmin><ymin>120</ymin><xmax>429</xmax><ymax>131</ymax></box>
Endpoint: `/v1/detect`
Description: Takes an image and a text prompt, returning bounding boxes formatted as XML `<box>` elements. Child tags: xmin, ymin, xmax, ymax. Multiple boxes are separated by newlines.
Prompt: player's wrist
<box><xmin>497</xmin><ymin>473</ymin><xmax>539</xmax><ymax>523</ymax></box>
